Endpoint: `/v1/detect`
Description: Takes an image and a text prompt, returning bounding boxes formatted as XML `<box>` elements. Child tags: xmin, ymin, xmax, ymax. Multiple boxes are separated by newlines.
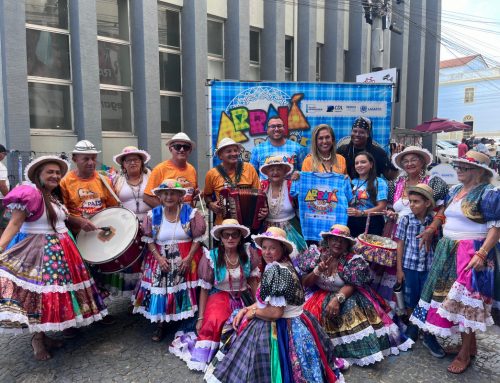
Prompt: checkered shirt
<box><xmin>250</xmin><ymin>139</ymin><xmax>307</xmax><ymax>179</ymax></box>
<box><xmin>395</xmin><ymin>213</ymin><xmax>435</xmax><ymax>271</ymax></box>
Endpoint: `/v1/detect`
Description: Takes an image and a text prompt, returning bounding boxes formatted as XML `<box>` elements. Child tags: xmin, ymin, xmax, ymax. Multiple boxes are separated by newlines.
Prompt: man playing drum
<box><xmin>60</xmin><ymin>140</ymin><xmax>119</xmax><ymax>326</ymax></box>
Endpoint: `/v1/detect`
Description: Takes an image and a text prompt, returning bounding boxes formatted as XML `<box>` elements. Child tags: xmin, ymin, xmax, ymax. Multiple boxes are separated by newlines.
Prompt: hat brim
<box><xmin>25</xmin><ymin>156</ymin><xmax>69</xmax><ymax>183</ymax></box>
<box><xmin>260</xmin><ymin>162</ymin><xmax>293</xmax><ymax>177</ymax></box>
<box><xmin>319</xmin><ymin>231</ymin><xmax>356</xmax><ymax>245</ymax></box>
<box><xmin>72</xmin><ymin>149</ymin><xmax>101</xmax><ymax>154</ymax></box>
<box><xmin>407</xmin><ymin>186</ymin><xmax>436</xmax><ymax>208</ymax></box>
<box><xmin>211</xmin><ymin>223</ymin><xmax>250</xmax><ymax>241</ymax></box>
<box><xmin>215</xmin><ymin>143</ymin><xmax>243</xmax><ymax>157</ymax></box>
<box><xmin>166</xmin><ymin>138</ymin><xmax>196</xmax><ymax>150</ymax></box>
<box><xmin>452</xmin><ymin>158</ymin><xmax>497</xmax><ymax>178</ymax></box>
<box><xmin>113</xmin><ymin>150</ymin><xmax>151</xmax><ymax>166</ymax></box>
<box><xmin>251</xmin><ymin>234</ymin><xmax>295</xmax><ymax>255</ymax></box>
<box><xmin>393</xmin><ymin>148</ymin><xmax>432</xmax><ymax>170</ymax></box>
<box><xmin>152</xmin><ymin>187</ymin><xmax>187</xmax><ymax>197</ymax></box>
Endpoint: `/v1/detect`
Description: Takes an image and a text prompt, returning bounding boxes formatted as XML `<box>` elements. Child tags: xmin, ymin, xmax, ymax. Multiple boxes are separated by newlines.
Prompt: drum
<box><xmin>77</xmin><ymin>207</ymin><xmax>143</xmax><ymax>274</ymax></box>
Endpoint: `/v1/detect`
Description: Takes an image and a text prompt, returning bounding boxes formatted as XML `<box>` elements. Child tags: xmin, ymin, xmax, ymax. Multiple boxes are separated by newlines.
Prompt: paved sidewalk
<box><xmin>1</xmin><ymin>299</ymin><xmax>499</xmax><ymax>383</ymax></box>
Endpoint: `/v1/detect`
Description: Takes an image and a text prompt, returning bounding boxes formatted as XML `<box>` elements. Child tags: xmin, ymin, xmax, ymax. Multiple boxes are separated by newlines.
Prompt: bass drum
<box><xmin>77</xmin><ymin>207</ymin><xmax>143</xmax><ymax>274</ymax></box>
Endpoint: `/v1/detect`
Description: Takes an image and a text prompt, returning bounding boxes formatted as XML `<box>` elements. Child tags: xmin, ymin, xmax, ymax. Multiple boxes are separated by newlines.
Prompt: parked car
<box><xmin>444</xmin><ymin>139</ymin><xmax>460</xmax><ymax>147</ymax></box>
<box><xmin>436</xmin><ymin>140</ymin><xmax>458</xmax><ymax>163</ymax></box>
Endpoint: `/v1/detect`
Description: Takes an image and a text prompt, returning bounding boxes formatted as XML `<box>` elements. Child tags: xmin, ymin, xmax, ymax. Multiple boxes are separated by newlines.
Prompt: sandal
<box><xmin>31</xmin><ymin>334</ymin><xmax>51</xmax><ymax>361</ymax></box>
<box><xmin>151</xmin><ymin>325</ymin><xmax>166</xmax><ymax>342</ymax></box>
<box><xmin>447</xmin><ymin>357</ymin><xmax>471</xmax><ymax>374</ymax></box>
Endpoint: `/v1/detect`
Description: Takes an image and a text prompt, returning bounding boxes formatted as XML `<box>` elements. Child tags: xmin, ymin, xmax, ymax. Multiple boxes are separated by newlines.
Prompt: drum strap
<box><xmin>98</xmin><ymin>172</ymin><xmax>123</xmax><ymax>207</ymax></box>
<box><xmin>216</xmin><ymin>161</ymin><xmax>243</xmax><ymax>188</ymax></box>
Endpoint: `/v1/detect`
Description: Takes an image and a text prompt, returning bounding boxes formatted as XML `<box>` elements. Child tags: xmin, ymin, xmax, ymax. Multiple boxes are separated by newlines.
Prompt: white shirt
<box><xmin>0</xmin><ymin>162</ymin><xmax>9</xmax><ymax>198</ymax></box>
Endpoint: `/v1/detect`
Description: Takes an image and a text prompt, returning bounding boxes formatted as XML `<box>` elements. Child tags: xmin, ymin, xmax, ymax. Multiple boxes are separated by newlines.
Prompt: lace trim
<box><xmin>486</xmin><ymin>220</ymin><xmax>500</xmax><ymax>229</ymax></box>
<box><xmin>136</xmin><ymin>279</ymin><xmax>205</xmax><ymax>295</ymax></box>
<box><xmin>250</xmin><ymin>268</ymin><xmax>261</xmax><ymax>278</ymax></box>
<box><xmin>132</xmin><ymin>306</ymin><xmax>197</xmax><ymax>323</ymax></box>
<box><xmin>345</xmin><ymin>351</ymin><xmax>385</xmax><ymax>366</ymax></box>
<box><xmin>192</xmin><ymin>232</ymin><xmax>208</xmax><ymax>243</ymax></box>
<box><xmin>203</xmin><ymin>247</ymin><xmax>214</xmax><ymax>269</ymax></box>
<box><xmin>199</xmin><ymin>280</ymin><xmax>213</xmax><ymax>290</ymax></box>
<box><xmin>141</xmin><ymin>236</ymin><xmax>154</xmax><ymax>244</ymax></box>
<box><xmin>424</xmin><ymin>321</ymin><xmax>461</xmax><ymax>339</ymax></box>
<box><xmin>445</xmin><ymin>282</ymin><xmax>489</xmax><ymax>309</ymax></box>
<box><xmin>398</xmin><ymin>338</ymin><xmax>414</xmax><ymax>352</ymax></box>
<box><xmin>332</xmin><ymin>325</ymin><xmax>375</xmax><ymax>346</ymax></box>
<box><xmin>436</xmin><ymin>307</ymin><xmax>494</xmax><ymax>333</ymax></box>
<box><xmin>5</xmin><ymin>203</ymin><xmax>31</xmax><ymax>215</ymax></box>
<box><xmin>0</xmin><ymin>309</ymin><xmax>108</xmax><ymax>334</ymax></box>
<box><xmin>0</xmin><ymin>268</ymin><xmax>97</xmax><ymax>294</ymax></box>
<box><xmin>265</xmin><ymin>295</ymin><xmax>286</xmax><ymax>307</ymax></box>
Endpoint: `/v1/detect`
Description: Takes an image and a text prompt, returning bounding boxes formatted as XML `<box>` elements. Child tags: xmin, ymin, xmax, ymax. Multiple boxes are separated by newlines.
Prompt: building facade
<box><xmin>438</xmin><ymin>54</ymin><xmax>500</xmax><ymax>138</ymax></box>
<box><xmin>0</xmin><ymin>0</ymin><xmax>441</xmax><ymax>183</ymax></box>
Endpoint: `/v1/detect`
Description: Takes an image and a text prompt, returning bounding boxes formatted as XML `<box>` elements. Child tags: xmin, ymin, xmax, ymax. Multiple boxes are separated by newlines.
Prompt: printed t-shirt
<box><xmin>144</xmin><ymin>160</ymin><xmax>198</xmax><ymax>203</ymax></box>
<box><xmin>60</xmin><ymin>170</ymin><xmax>119</xmax><ymax>217</ymax></box>
<box><xmin>250</xmin><ymin>139</ymin><xmax>307</xmax><ymax>179</ymax></box>
<box><xmin>291</xmin><ymin>172</ymin><xmax>353</xmax><ymax>241</ymax></box>
<box><xmin>301</xmin><ymin>154</ymin><xmax>347</xmax><ymax>174</ymax></box>
<box><xmin>204</xmin><ymin>162</ymin><xmax>260</xmax><ymax>224</ymax></box>
<box><xmin>350</xmin><ymin>177</ymin><xmax>388</xmax><ymax>211</ymax></box>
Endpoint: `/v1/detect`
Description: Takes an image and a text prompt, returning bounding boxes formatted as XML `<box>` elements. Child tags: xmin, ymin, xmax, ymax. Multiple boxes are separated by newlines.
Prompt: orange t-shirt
<box><xmin>301</xmin><ymin>153</ymin><xmax>347</xmax><ymax>174</ymax></box>
<box><xmin>144</xmin><ymin>160</ymin><xmax>198</xmax><ymax>203</ymax></box>
<box><xmin>204</xmin><ymin>162</ymin><xmax>260</xmax><ymax>224</ymax></box>
<box><xmin>60</xmin><ymin>170</ymin><xmax>119</xmax><ymax>217</ymax></box>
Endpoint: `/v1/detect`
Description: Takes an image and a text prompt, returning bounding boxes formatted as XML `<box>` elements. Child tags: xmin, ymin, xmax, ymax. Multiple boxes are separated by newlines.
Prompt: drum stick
<box><xmin>197</xmin><ymin>193</ymin><xmax>206</xmax><ymax>215</ymax></box>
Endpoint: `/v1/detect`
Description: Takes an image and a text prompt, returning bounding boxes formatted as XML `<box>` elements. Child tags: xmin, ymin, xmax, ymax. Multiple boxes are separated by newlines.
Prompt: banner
<box><xmin>209</xmin><ymin>81</ymin><xmax>393</xmax><ymax>166</ymax></box>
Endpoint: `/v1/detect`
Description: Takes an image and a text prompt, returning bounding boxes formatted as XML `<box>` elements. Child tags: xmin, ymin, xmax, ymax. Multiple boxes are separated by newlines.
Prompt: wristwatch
<box><xmin>335</xmin><ymin>292</ymin><xmax>346</xmax><ymax>304</ymax></box>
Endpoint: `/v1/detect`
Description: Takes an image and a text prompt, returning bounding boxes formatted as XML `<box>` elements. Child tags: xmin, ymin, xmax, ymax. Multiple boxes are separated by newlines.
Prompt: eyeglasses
<box><xmin>220</xmin><ymin>231</ymin><xmax>242</xmax><ymax>239</ymax></box>
<box><xmin>452</xmin><ymin>164</ymin><xmax>476</xmax><ymax>172</ymax></box>
<box><xmin>171</xmin><ymin>144</ymin><xmax>191</xmax><ymax>152</ymax></box>
<box><xmin>268</xmin><ymin>124</ymin><xmax>284</xmax><ymax>130</ymax></box>
<box><xmin>123</xmin><ymin>158</ymin><xmax>141</xmax><ymax>163</ymax></box>
<box><xmin>401</xmin><ymin>158</ymin><xmax>421</xmax><ymax>166</ymax></box>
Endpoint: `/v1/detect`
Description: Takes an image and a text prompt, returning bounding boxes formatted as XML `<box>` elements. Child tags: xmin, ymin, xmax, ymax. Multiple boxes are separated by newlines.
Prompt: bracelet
<box><xmin>251</xmin><ymin>307</ymin><xmax>257</xmax><ymax>319</ymax></box>
<box><xmin>477</xmin><ymin>247</ymin><xmax>488</xmax><ymax>257</ymax></box>
<box><xmin>475</xmin><ymin>251</ymin><xmax>487</xmax><ymax>261</ymax></box>
<box><xmin>434</xmin><ymin>214</ymin><xmax>446</xmax><ymax>224</ymax></box>
<box><xmin>197</xmin><ymin>317</ymin><xmax>204</xmax><ymax>321</ymax></box>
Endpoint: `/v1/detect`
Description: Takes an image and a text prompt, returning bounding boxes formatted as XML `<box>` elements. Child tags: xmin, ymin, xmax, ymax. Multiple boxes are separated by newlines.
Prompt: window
<box><xmin>97</xmin><ymin>0</ymin><xmax>132</xmax><ymax>133</ymax></box>
<box><xmin>316</xmin><ymin>44</ymin><xmax>322</xmax><ymax>82</ymax></box>
<box><xmin>26</xmin><ymin>0</ymin><xmax>72</xmax><ymax>130</ymax></box>
<box><xmin>285</xmin><ymin>36</ymin><xmax>293</xmax><ymax>81</ymax></box>
<box><xmin>464</xmin><ymin>87</ymin><xmax>474</xmax><ymax>103</ymax></box>
<box><xmin>158</xmin><ymin>6</ymin><xmax>182</xmax><ymax>134</ymax></box>
<box><xmin>249</xmin><ymin>29</ymin><xmax>260</xmax><ymax>80</ymax></box>
<box><xmin>207</xmin><ymin>19</ymin><xmax>224</xmax><ymax>79</ymax></box>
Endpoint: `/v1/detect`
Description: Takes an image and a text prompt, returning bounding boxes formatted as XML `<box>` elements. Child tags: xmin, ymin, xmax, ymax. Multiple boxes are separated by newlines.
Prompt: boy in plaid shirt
<box><xmin>395</xmin><ymin>183</ymin><xmax>445</xmax><ymax>358</ymax></box>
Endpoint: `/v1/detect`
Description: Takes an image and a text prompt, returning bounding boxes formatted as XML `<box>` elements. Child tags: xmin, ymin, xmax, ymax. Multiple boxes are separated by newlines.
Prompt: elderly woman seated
<box><xmin>296</xmin><ymin>225</ymin><xmax>413</xmax><ymax>366</ymax></box>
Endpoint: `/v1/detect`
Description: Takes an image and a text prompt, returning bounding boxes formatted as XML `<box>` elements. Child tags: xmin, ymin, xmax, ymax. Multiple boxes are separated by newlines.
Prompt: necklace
<box><xmin>164</xmin><ymin>205</ymin><xmax>180</xmax><ymax>254</ymax></box>
<box><xmin>224</xmin><ymin>252</ymin><xmax>240</xmax><ymax>267</ymax></box>
<box><xmin>320</xmin><ymin>153</ymin><xmax>332</xmax><ymax>161</ymax></box>
<box><xmin>453</xmin><ymin>187</ymin><xmax>471</xmax><ymax>202</ymax></box>
<box><xmin>267</xmin><ymin>181</ymin><xmax>285</xmax><ymax>218</ymax></box>
<box><xmin>128</xmin><ymin>182</ymin><xmax>142</xmax><ymax>213</ymax></box>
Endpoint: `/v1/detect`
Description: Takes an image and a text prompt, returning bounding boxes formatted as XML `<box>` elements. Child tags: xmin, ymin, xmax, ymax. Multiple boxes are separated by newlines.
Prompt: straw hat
<box><xmin>452</xmin><ymin>150</ymin><xmax>497</xmax><ymax>178</ymax></box>
<box><xmin>151</xmin><ymin>178</ymin><xmax>187</xmax><ymax>197</ymax></box>
<box><xmin>165</xmin><ymin>132</ymin><xmax>196</xmax><ymax>149</ymax></box>
<box><xmin>72</xmin><ymin>140</ymin><xmax>101</xmax><ymax>154</ymax></box>
<box><xmin>113</xmin><ymin>146</ymin><xmax>151</xmax><ymax>166</ymax></box>
<box><xmin>407</xmin><ymin>183</ymin><xmax>436</xmax><ymax>208</ymax></box>
<box><xmin>392</xmin><ymin>146</ymin><xmax>432</xmax><ymax>170</ymax></box>
<box><xmin>214</xmin><ymin>138</ymin><xmax>243</xmax><ymax>157</ymax></box>
<box><xmin>259</xmin><ymin>156</ymin><xmax>293</xmax><ymax>177</ymax></box>
<box><xmin>320</xmin><ymin>224</ymin><xmax>356</xmax><ymax>245</ymax></box>
<box><xmin>25</xmin><ymin>155</ymin><xmax>69</xmax><ymax>183</ymax></box>
<box><xmin>210</xmin><ymin>218</ymin><xmax>250</xmax><ymax>241</ymax></box>
<box><xmin>252</xmin><ymin>227</ymin><xmax>295</xmax><ymax>255</ymax></box>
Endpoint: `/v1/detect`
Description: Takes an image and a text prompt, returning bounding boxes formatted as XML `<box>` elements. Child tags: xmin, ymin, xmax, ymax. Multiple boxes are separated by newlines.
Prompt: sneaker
<box><xmin>405</xmin><ymin>324</ymin><xmax>419</xmax><ymax>342</ymax></box>
<box><xmin>423</xmin><ymin>333</ymin><xmax>445</xmax><ymax>358</ymax></box>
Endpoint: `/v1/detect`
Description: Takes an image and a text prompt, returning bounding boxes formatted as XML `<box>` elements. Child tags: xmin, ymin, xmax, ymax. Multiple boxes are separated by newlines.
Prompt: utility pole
<box><xmin>362</xmin><ymin>0</ymin><xmax>396</xmax><ymax>72</ymax></box>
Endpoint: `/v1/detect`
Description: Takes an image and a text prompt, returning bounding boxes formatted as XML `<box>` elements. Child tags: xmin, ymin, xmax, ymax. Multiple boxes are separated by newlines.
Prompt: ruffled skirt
<box><xmin>169</xmin><ymin>290</ymin><xmax>252</xmax><ymax>372</ymax></box>
<box><xmin>305</xmin><ymin>288</ymin><xmax>413</xmax><ymax>366</ymax></box>
<box><xmin>131</xmin><ymin>241</ymin><xmax>203</xmax><ymax>322</ymax></box>
<box><xmin>99</xmin><ymin>249</ymin><xmax>145</xmax><ymax>298</ymax></box>
<box><xmin>0</xmin><ymin>232</ymin><xmax>107</xmax><ymax>333</ymax></box>
<box><xmin>410</xmin><ymin>237</ymin><xmax>500</xmax><ymax>338</ymax></box>
<box><xmin>263</xmin><ymin>217</ymin><xmax>307</xmax><ymax>253</ymax></box>
<box><xmin>204</xmin><ymin>311</ymin><xmax>344</xmax><ymax>383</ymax></box>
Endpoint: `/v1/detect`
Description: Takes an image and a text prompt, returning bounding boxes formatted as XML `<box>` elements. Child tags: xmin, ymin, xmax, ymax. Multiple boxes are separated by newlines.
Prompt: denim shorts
<box><xmin>403</xmin><ymin>268</ymin><xmax>429</xmax><ymax>309</ymax></box>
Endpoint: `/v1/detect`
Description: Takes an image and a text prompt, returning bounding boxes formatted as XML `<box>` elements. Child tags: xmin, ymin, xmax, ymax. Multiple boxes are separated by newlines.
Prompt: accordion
<box><xmin>219</xmin><ymin>187</ymin><xmax>268</xmax><ymax>230</ymax></box>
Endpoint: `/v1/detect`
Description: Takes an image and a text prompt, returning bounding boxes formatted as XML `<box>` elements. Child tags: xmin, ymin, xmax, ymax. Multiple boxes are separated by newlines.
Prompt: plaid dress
<box><xmin>204</xmin><ymin>261</ymin><xmax>344</xmax><ymax>383</ymax></box>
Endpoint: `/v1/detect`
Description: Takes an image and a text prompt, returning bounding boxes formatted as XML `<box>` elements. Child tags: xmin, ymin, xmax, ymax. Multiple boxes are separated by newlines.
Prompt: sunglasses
<box><xmin>452</xmin><ymin>164</ymin><xmax>476</xmax><ymax>172</ymax></box>
<box><xmin>171</xmin><ymin>144</ymin><xmax>191</xmax><ymax>152</ymax></box>
<box><xmin>220</xmin><ymin>231</ymin><xmax>242</xmax><ymax>239</ymax></box>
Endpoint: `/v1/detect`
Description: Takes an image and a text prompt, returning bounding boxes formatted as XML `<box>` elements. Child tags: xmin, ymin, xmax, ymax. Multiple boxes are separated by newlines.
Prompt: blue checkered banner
<box><xmin>208</xmin><ymin>80</ymin><xmax>393</xmax><ymax>165</ymax></box>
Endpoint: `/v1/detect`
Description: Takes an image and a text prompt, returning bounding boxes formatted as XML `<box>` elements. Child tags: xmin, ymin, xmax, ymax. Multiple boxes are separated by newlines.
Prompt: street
<box><xmin>0</xmin><ymin>298</ymin><xmax>499</xmax><ymax>383</ymax></box>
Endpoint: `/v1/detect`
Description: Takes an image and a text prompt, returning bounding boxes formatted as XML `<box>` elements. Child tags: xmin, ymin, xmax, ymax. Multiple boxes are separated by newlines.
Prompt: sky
<box><xmin>440</xmin><ymin>0</ymin><xmax>500</xmax><ymax>64</ymax></box>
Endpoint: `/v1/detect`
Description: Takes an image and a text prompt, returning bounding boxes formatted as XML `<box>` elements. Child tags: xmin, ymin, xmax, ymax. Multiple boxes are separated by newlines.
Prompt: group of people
<box><xmin>0</xmin><ymin>115</ymin><xmax>498</xmax><ymax>381</ymax></box>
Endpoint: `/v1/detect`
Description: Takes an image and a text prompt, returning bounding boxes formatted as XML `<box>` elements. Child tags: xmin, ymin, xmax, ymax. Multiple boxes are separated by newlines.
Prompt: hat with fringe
<box><xmin>452</xmin><ymin>150</ymin><xmax>497</xmax><ymax>178</ymax></box>
<box><xmin>392</xmin><ymin>146</ymin><xmax>432</xmax><ymax>170</ymax></box>
<box><xmin>113</xmin><ymin>146</ymin><xmax>151</xmax><ymax>166</ymax></box>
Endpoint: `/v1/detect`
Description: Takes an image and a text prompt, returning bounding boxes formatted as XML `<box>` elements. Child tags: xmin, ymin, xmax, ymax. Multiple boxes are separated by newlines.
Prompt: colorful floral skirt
<box><xmin>131</xmin><ymin>241</ymin><xmax>203</xmax><ymax>322</ymax></box>
<box><xmin>305</xmin><ymin>288</ymin><xmax>413</xmax><ymax>366</ymax></box>
<box><xmin>263</xmin><ymin>217</ymin><xmax>307</xmax><ymax>254</ymax></box>
<box><xmin>0</xmin><ymin>232</ymin><xmax>107</xmax><ymax>333</ymax></box>
<box><xmin>169</xmin><ymin>289</ymin><xmax>253</xmax><ymax>372</ymax></box>
<box><xmin>410</xmin><ymin>237</ymin><xmax>500</xmax><ymax>338</ymax></box>
<box><xmin>204</xmin><ymin>311</ymin><xmax>344</xmax><ymax>383</ymax></box>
